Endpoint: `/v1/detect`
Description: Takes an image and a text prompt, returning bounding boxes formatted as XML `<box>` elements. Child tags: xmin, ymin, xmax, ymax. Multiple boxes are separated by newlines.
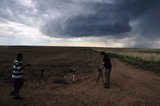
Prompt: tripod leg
<box><xmin>101</xmin><ymin>74</ymin><xmax>104</xmax><ymax>82</ymax></box>
<box><xmin>42</xmin><ymin>73</ymin><xmax>47</xmax><ymax>82</ymax></box>
<box><xmin>39</xmin><ymin>73</ymin><xmax>43</xmax><ymax>83</ymax></box>
<box><xmin>97</xmin><ymin>74</ymin><xmax>100</xmax><ymax>82</ymax></box>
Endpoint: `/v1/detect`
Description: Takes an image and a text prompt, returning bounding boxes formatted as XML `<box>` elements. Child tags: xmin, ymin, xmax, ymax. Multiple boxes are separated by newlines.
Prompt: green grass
<box><xmin>91</xmin><ymin>48</ymin><xmax>160</xmax><ymax>73</ymax></box>
<box><xmin>108</xmin><ymin>53</ymin><xmax>160</xmax><ymax>73</ymax></box>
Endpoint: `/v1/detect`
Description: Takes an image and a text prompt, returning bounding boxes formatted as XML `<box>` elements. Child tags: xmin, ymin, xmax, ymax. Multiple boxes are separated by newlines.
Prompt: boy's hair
<box><xmin>17</xmin><ymin>53</ymin><xmax>23</xmax><ymax>61</ymax></box>
<box><xmin>100</xmin><ymin>51</ymin><xmax>106</xmax><ymax>56</ymax></box>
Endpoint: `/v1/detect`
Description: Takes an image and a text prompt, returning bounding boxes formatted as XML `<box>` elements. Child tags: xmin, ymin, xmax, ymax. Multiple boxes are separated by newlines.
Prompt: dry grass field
<box><xmin>95</xmin><ymin>48</ymin><xmax>160</xmax><ymax>61</ymax></box>
<box><xmin>93</xmin><ymin>48</ymin><xmax>160</xmax><ymax>73</ymax></box>
<box><xmin>0</xmin><ymin>46</ymin><xmax>160</xmax><ymax>106</ymax></box>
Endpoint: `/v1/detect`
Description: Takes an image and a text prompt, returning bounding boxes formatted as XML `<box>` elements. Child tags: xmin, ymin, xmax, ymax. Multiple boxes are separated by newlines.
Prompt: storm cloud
<box><xmin>0</xmin><ymin>0</ymin><xmax>160</xmax><ymax>47</ymax></box>
<box><xmin>40</xmin><ymin>0</ymin><xmax>159</xmax><ymax>37</ymax></box>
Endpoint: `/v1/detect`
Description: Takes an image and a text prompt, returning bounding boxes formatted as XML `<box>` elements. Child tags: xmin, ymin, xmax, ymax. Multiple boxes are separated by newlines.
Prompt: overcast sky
<box><xmin>0</xmin><ymin>0</ymin><xmax>160</xmax><ymax>48</ymax></box>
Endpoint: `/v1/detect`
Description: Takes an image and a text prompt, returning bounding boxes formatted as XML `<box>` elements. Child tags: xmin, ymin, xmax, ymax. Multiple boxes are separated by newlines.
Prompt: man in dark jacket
<box><xmin>10</xmin><ymin>53</ymin><xmax>24</xmax><ymax>100</ymax></box>
<box><xmin>99</xmin><ymin>51</ymin><xmax>112</xmax><ymax>88</ymax></box>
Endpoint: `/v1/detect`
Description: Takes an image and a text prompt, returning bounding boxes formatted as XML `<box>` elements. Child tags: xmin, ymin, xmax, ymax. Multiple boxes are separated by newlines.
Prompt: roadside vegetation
<box><xmin>91</xmin><ymin>48</ymin><xmax>160</xmax><ymax>73</ymax></box>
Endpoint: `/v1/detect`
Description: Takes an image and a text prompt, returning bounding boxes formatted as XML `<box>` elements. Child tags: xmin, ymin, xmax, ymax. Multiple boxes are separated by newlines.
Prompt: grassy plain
<box><xmin>92</xmin><ymin>48</ymin><xmax>160</xmax><ymax>73</ymax></box>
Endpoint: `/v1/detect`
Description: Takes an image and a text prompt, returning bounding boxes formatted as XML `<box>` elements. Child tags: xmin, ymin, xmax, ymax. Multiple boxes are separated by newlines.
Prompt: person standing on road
<box><xmin>99</xmin><ymin>51</ymin><xmax>112</xmax><ymax>88</ymax></box>
<box><xmin>10</xmin><ymin>53</ymin><xmax>24</xmax><ymax>100</ymax></box>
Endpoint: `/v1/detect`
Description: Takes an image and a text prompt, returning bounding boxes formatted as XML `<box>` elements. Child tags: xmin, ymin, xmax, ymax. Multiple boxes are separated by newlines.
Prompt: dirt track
<box><xmin>0</xmin><ymin>47</ymin><xmax>160</xmax><ymax>106</ymax></box>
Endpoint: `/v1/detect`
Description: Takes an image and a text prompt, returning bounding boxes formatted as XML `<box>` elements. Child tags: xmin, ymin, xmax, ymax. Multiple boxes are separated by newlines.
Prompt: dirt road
<box><xmin>0</xmin><ymin>47</ymin><xmax>160</xmax><ymax>106</ymax></box>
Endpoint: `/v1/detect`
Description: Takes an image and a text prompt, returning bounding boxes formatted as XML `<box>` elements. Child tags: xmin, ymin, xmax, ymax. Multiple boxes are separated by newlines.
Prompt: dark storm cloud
<box><xmin>41</xmin><ymin>0</ymin><xmax>159</xmax><ymax>37</ymax></box>
<box><xmin>0</xmin><ymin>0</ymin><xmax>160</xmax><ymax>38</ymax></box>
<box><xmin>134</xmin><ymin>0</ymin><xmax>160</xmax><ymax>39</ymax></box>
<box><xmin>117</xmin><ymin>0</ymin><xmax>158</xmax><ymax>18</ymax></box>
<box><xmin>64</xmin><ymin>2</ymin><xmax>132</xmax><ymax>37</ymax></box>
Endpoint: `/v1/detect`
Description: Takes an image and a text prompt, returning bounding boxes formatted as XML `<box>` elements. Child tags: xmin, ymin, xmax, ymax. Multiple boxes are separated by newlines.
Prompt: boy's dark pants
<box><xmin>104</xmin><ymin>68</ymin><xmax>111</xmax><ymax>87</ymax></box>
<box><xmin>11</xmin><ymin>78</ymin><xmax>24</xmax><ymax>97</ymax></box>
